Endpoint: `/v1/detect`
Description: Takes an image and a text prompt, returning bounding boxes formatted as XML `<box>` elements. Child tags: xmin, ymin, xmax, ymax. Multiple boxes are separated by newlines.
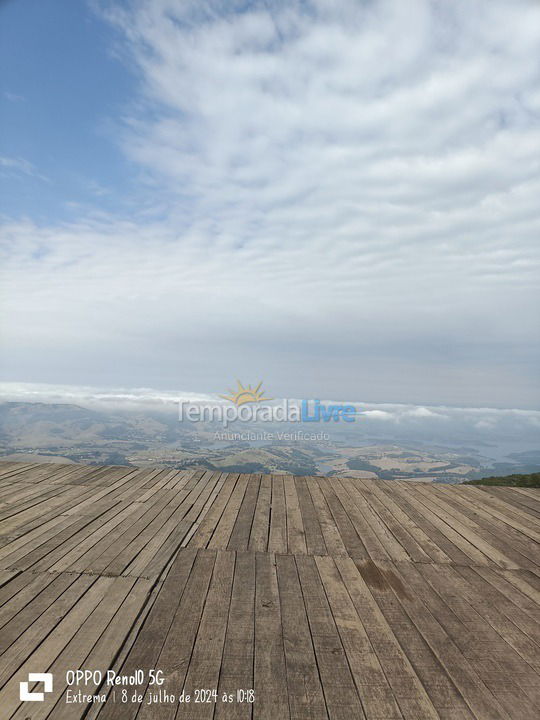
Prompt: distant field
<box><xmin>1</xmin><ymin>402</ymin><xmax>536</xmax><ymax>482</ymax></box>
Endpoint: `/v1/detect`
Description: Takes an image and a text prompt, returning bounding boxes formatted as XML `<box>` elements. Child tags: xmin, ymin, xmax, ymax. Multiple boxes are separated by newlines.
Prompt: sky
<box><xmin>1</xmin><ymin>0</ymin><xmax>540</xmax><ymax>409</ymax></box>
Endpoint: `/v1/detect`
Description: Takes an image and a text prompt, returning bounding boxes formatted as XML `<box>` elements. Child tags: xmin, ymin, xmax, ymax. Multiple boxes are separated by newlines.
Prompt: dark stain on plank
<box><xmin>356</xmin><ymin>558</ymin><xmax>410</xmax><ymax>599</ymax></box>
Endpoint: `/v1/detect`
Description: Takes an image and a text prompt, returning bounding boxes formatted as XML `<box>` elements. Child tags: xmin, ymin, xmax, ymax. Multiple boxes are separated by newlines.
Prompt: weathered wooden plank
<box><xmin>0</xmin><ymin>576</ymin><xmax>110</xmax><ymax>716</ymax></box>
<box><xmin>182</xmin><ymin>550</ymin><xmax>235</xmax><ymax>719</ymax></box>
<box><xmin>124</xmin><ymin>471</ymin><xmax>225</xmax><ymax>577</ymax></box>
<box><xmin>189</xmin><ymin>473</ymin><xmax>239</xmax><ymax>548</ymax></box>
<box><xmin>0</xmin><ymin>570</ymin><xmax>26</xmax><ymax>603</ymax></box>
<box><xmin>181</xmin><ymin>472</ymin><xmax>228</xmax><ymax>547</ymax></box>
<box><xmin>416</xmin><ymin>484</ymin><xmax>534</xmax><ymax>569</ymax></box>
<box><xmin>295</xmin><ymin>477</ymin><xmax>327</xmax><ymax>555</ymax></box>
<box><xmin>315</xmin><ymin>555</ymin><xmax>402</xmax><ymax>719</ymax></box>
<box><xmin>452</xmin><ymin>565</ymin><xmax>540</xmax><ymax>665</ymax></box>
<box><xmin>361</xmin><ymin>561</ymin><xmax>473</xmax><ymax>718</ymax></box>
<box><xmin>276</xmin><ymin>553</ymin><xmax>327</xmax><ymax>719</ymax></box>
<box><xmin>296</xmin><ymin>554</ymin><xmax>365</xmax><ymax>718</ymax></box>
<box><xmin>254</xmin><ymin>551</ymin><xmax>290</xmax><ymax>719</ymax></box>
<box><xmin>0</xmin><ymin>514</ymin><xmax>74</xmax><ymax>567</ymax></box>
<box><xmin>0</xmin><ymin>485</ymin><xmax>98</xmax><ymax>535</ymax></box>
<box><xmin>0</xmin><ymin>483</ymin><xmax>78</xmax><ymax>524</ymax></box>
<box><xmin>249</xmin><ymin>474</ymin><xmax>272</xmax><ymax>551</ymax></box>
<box><xmin>95</xmin><ymin>548</ymin><xmax>198</xmax><ymax>720</ymax></box>
<box><xmin>0</xmin><ymin>480</ymin><xmax>63</xmax><ymax>506</ymax></box>
<box><xmin>474</xmin><ymin>565</ymin><xmax>540</xmax><ymax>621</ymax></box>
<box><xmin>227</xmin><ymin>474</ymin><xmax>261</xmax><ymax>551</ymax></box>
<box><xmin>424</xmin><ymin>561</ymin><xmax>540</xmax><ymax>717</ymax></box>
<box><xmin>207</xmin><ymin>474</ymin><xmax>249</xmax><ymax>549</ymax></box>
<box><xmin>49</xmin><ymin>502</ymin><xmax>147</xmax><ymax>573</ymax></box>
<box><xmin>215</xmin><ymin>551</ymin><xmax>256</xmax><ymax>720</ymax></box>
<box><xmin>430</xmin><ymin>484</ymin><xmax>540</xmax><ymax>568</ymax></box>
<box><xmin>85</xmin><ymin>489</ymin><xmax>190</xmax><ymax>576</ymax></box>
<box><xmin>21</xmin><ymin>504</ymin><xmax>126</xmax><ymax>573</ymax></box>
<box><xmin>283</xmin><ymin>476</ymin><xmax>307</xmax><ymax>554</ymax></box>
<box><xmin>0</xmin><ymin>571</ymin><xmax>63</xmax><ymax>631</ymax></box>
<box><xmin>305</xmin><ymin>476</ymin><xmax>347</xmax><ymax>556</ymax></box>
<box><xmin>336</xmin><ymin>478</ymin><xmax>405</xmax><ymax>563</ymax></box>
<box><xmin>356</xmin><ymin>477</ymin><xmax>441</xmax><ymax>563</ymax></box>
<box><xmin>268</xmin><ymin>475</ymin><xmax>288</xmax><ymax>553</ymax></box>
<box><xmin>315</xmin><ymin>477</ymin><xmax>368</xmax><ymax>560</ymax></box>
<box><xmin>391</xmin><ymin>561</ymin><xmax>511</xmax><ymax>720</ymax></box>
<box><xmin>0</xmin><ymin>576</ymin><xmax>96</xmax><ymax>687</ymax></box>
<box><xmin>483</xmin><ymin>487</ymin><xmax>540</xmax><ymax>519</ymax></box>
<box><xmin>331</xmin><ymin>556</ymin><xmax>439</xmax><ymax>720</ymax></box>
<box><xmin>48</xmin><ymin>577</ymin><xmax>153</xmax><ymax>720</ymax></box>
<box><xmin>136</xmin><ymin>550</ymin><xmax>216</xmax><ymax>720</ymax></box>
<box><xmin>0</xmin><ymin>462</ymin><xmax>36</xmax><ymax>479</ymax></box>
<box><xmin>12</xmin><ymin>577</ymin><xmax>141</xmax><ymax>720</ymax></box>
<box><xmin>381</xmin><ymin>482</ymin><xmax>485</xmax><ymax>565</ymax></box>
<box><xmin>454</xmin><ymin>485</ymin><xmax>540</xmax><ymax>541</ymax></box>
<box><xmin>165</xmin><ymin>467</ymin><xmax>201</xmax><ymax>490</ymax></box>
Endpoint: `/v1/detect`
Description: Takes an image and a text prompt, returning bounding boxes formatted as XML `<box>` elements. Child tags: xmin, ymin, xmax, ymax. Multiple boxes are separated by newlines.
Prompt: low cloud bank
<box><xmin>1</xmin><ymin>381</ymin><xmax>538</xmax><ymax>455</ymax></box>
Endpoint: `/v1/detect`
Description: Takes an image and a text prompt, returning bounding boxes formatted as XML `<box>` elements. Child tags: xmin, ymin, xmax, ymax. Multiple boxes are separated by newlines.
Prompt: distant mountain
<box><xmin>1</xmin><ymin>400</ymin><xmax>535</xmax><ymax>482</ymax></box>
<box><xmin>0</xmin><ymin>401</ymin><xmax>175</xmax><ymax>465</ymax></box>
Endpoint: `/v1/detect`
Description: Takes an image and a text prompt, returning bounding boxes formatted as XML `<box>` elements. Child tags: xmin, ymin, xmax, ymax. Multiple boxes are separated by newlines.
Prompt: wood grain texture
<box><xmin>0</xmin><ymin>461</ymin><xmax>538</xmax><ymax>720</ymax></box>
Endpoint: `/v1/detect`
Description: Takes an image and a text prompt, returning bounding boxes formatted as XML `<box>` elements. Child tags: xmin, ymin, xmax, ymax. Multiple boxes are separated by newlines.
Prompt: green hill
<box><xmin>463</xmin><ymin>472</ymin><xmax>540</xmax><ymax>488</ymax></box>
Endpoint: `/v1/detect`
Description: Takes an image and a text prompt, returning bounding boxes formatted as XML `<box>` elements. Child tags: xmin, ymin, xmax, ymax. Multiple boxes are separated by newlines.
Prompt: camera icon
<box><xmin>19</xmin><ymin>673</ymin><xmax>53</xmax><ymax>702</ymax></box>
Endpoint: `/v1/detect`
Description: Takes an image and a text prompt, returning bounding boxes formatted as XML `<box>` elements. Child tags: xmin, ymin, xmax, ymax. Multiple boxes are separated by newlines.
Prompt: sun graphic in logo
<box><xmin>220</xmin><ymin>380</ymin><xmax>273</xmax><ymax>406</ymax></box>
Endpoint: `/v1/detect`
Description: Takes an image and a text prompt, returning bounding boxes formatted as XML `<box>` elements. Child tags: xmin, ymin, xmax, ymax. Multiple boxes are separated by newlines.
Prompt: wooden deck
<box><xmin>0</xmin><ymin>462</ymin><xmax>538</xmax><ymax>719</ymax></box>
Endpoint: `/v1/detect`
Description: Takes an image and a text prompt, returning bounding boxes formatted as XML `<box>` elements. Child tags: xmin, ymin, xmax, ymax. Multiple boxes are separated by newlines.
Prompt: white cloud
<box><xmin>362</xmin><ymin>410</ymin><xmax>396</xmax><ymax>421</ymax></box>
<box><xmin>0</xmin><ymin>380</ymin><xmax>211</xmax><ymax>412</ymax></box>
<box><xmin>3</xmin><ymin>91</ymin><xmax>25</xmax><ymax>103</ymax></box>
<box><xmin>1</xmin><ymin>0</ymin><xmax>539</xmax><ymax>406</ymax></box>
<box><xmin>0</xmin><ymin>156</ymin><xmax>49</xmax><ymax>182</ymax></box>
<box><xmin>405</xmin><ymin>407</ymin><xmax>445</xmax><ymax>419</ymax></box>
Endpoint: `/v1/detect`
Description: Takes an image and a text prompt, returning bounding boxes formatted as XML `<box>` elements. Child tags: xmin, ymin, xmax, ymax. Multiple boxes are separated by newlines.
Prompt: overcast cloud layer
<box><xmin>1</xmin><ymin>0</ymin><xmax>539</xmax><ymax>408</ymax></box>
